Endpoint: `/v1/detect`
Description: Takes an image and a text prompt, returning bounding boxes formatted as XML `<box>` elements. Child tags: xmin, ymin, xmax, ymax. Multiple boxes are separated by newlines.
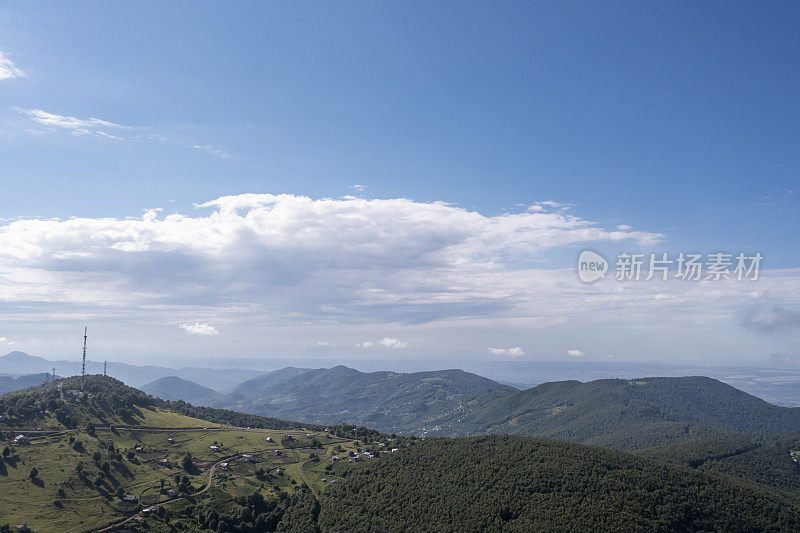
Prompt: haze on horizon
<box><xmin>0</xmin><ymin>2</ymin><xmax>798</xmax><ymax>368</ymax></box>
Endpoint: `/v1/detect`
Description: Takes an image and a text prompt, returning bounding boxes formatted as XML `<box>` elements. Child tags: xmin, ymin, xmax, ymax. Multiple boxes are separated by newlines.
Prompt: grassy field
<box><xmin>0</xmin><ymin>406</ymin><xmax>362</xmax><ymax>532</ymax></box>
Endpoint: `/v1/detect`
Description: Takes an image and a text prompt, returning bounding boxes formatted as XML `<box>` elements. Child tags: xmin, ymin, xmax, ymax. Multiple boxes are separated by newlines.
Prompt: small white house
<box><xmin>13</xmin><ymin>435</ymin><xmax>29</xmax><ymax>445</ymax></box>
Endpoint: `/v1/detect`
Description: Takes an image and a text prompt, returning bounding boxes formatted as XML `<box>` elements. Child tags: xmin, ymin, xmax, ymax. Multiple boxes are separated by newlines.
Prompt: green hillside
<box><xmin>316</xmin><ymin>436</ymin><xmax>800</xmax><ymax>532</ymax></box>
<box><xmin>639</xmin><ymin>434</ymin><xmax>800</xmax><ymax>499</ymax></box>
<box><xmin>4</xmin><ymin>376</ymin><xmax>800</xmax><ymax>532</ymax></box>
<box><xmin>0</xmin><ymin>376</ymin><xmax>388</xmax><ymax>532</ymax></box>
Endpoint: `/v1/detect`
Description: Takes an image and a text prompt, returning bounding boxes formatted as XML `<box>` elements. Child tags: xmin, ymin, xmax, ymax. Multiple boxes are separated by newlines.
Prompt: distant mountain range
<box><xmin>6</xmin><ymin>350</ymin><xmax>800</xmax><ymax>452</ymax></box>
<box><xmin>199</xmin><ymin>368</ymin><xmax>800</xmax><ymax>450</ymax></box>
<box><xmin>140</xmin><ymin>376</ymin><xmax>216</xmax><ymax>403</ymax></box>
<box><xmin>0</xmin><ymin>351</ymin><xmax>263</xmax><ymax>390</ymax></box>
<box><xmin>205</xmin><ymin>365</ymin><xmax>513</xmax><ymax>433</ymax></box>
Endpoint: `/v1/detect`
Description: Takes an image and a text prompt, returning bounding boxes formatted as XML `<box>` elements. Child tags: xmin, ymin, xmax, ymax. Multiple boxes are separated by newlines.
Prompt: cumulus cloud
<box><xmin>0</xmin><ymin>194</ymin><xmax>664</xmax><ymax>323</ymax></box>
<box><xmin>488</xmin><ymin>346</ymin><xmax>525</xmax><ymax>357</ymax></box>
<box><xmin>349</xmin><ymin>184</ymin><xmax>366</xmax><ymax>191</ymax></box>
<box><xmin>9</xmin><ymin>190</ymin><xmax>799</xmax><ymax>357</ymax></box>
<box><xmin>180</xmin><ymin>322</ymin><xmax>219</xmax><ymax>336</ymax></box>
<box><xmin>377</xmin><ymin>337</ymin><xmax>408</xmax><ymax>349</ymax></box>
<box><xmin>0</xmin><ymin>51</ymin><xmax>24</xmax><ymax>80</ymax></box>
<box><xmin>356</xmin><ymin>338</ymin><xmax>408</xmax><ymax>349</ymax></box>
<box><xmin>566</xmin><ymin>349</ymin><xmax>585</xmax><ymax>357</ymax></box>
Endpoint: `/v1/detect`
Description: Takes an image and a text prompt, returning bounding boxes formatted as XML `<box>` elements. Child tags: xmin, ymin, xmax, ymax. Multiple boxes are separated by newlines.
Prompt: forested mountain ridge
<box><xmin>431</xmin><ymin>376</ymin><xmax>800</xmax><ymax>449</ymax></box>
<box><xmin>639</xmin><ymin>434</ymin><xmax>800</xmax><ymax>500</ymax></box>
<box><xmin>207</xmin><ymin>370</ymin><xmax>800</xmax><ymax>450</ymax></box>
<box><xmin>314</xmin><ymin>436</ymin><xmax>800</xmax><ymax>532</ymax></box>
<box><xmin>208</xmin><ymin>365</ymin><xmax>514</xmax><ymax>432</ymax></box>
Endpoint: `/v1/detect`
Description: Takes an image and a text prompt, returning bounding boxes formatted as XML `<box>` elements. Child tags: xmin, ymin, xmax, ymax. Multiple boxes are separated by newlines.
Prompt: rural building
<box><xmin>13</xmin><ymin>435</ymin><xmax>29</xmax><ymax>445</ymax></box>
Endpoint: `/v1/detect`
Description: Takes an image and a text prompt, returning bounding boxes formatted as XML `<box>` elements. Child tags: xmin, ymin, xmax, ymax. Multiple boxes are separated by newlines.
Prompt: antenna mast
<box><xmin>81</xmin><ymin>326</ymin><xmax>87</xmax><ymax>392</ymax></box>
<box><xmin>103</xmin><ymin>360</ymin><xmax>107</xmax><ymax>377</ymax></box>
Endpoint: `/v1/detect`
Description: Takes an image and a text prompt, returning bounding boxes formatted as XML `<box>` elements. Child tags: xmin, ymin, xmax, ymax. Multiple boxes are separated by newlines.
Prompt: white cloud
<box><xmin>0</xmin><ymin>337</ymin><xmax>8</xmax><ymax>343</ymax></box>
<box><xmin>16</xmin><ymin>108</ymin><xmax>130</xmax><ymax>138</ymax></box>
<box><xmin>356</xmin><ymin>338</ymin><xmax>408</xmax><ymax>349</ymax></box>
<box><xmin>488</xmin><ymin>346</ymin><xmax>525</xmax><ymax>357</ymax></box>
<box><xmin>180</xmin><ymin>322</ymin><xmax>219</xmax><ymax>336</ymax></box>
<box><xmin>0</xmin><ymin>194</ymin><xmax>663</xmax><ymax>323</ymax></box>
<box><xmin>4</xmin><ymin>192</ymin><xmax>799</xmax><ymax>363</ymax></box>
<box><xmin>616</xmin><ymin>224</ymin><xmax>632</xmax><ymax>230</ymax></box>
<box><xmin>349</xmin><ymin>184</ymin><xmax>366</xmax><ymax>192</ymax></box>
<box><xmin>566</xmin><ymin>349</ymin><xmax>586</xmax><ymax>357</ymax></box>
<box><xmin>378</xmin><ymin>337</ymin><xmax>408</xmax><ymax>349</ymax></box>
<box><xmin>0</xmin><ymin>51</ymin><xmax>24</xmax><ymax>80</ymax></box>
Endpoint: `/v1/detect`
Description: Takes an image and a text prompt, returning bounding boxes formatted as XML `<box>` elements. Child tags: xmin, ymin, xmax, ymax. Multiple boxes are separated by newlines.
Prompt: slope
<box><xmin>314</xmin><ymin>435</ymin><xmax>800</xmax><ymax>532</ymax></box>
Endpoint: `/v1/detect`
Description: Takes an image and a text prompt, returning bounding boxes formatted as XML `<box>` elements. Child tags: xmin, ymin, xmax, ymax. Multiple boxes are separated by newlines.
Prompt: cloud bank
<box><xmin>0</xmin><ymin>192</ymin><xmax>797</xmax><ymax>361</ymax></box>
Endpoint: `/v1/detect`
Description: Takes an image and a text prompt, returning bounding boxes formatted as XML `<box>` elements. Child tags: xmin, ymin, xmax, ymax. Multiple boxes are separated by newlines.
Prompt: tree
<box><xmin>182</xmin><ymin>451</ymin><xmax>193</xmax><ymax>471</ymax></box>
<box><xmin>29</xmin><ymin>467</ymin><xmax>38</xmax><ymax>479</ymax></box>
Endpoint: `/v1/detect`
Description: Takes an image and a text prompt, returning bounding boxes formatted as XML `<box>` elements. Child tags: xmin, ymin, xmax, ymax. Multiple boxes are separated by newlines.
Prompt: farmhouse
<box><xmin>13</xmin><ymin>435</ymin><xmax>29</xmax><ymax>445</ymax></box>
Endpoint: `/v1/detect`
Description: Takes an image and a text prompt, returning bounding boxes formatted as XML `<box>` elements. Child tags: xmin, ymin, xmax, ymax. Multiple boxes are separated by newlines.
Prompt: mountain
<box><xmin>225</xmin><ymin>366</ymin><xmax>312</xmax><ymax>397</ymax></box>
<box><xmin>208</xmin><ymin>365</ymin><xmax>514</xmax><ymax>433</ymax></box>
<box><xmin>444</xmin><ymin>376</ymin><xmax>800</xmax><ymax>449</ymax></box>
<box><xmin>141</xmin><ymin>376</ymin><xmax>215</xmax><ymax>403</ymax></box>
<box><xmin>0</xmin><ymin>351</ymin><xmax>54</xmax><ymax>376</ymax></box>
<box><xmin>315</xmin><ymin>435</ymin><xmax>800</xmax><ymax>531</ymax></box>
<box><xmin>0</xmin><ymin>351</ymin><xmax>264</xmax><ymax>390</ymax></box>
<box><xmin>210</xmin><ymin>371</ymin><xmax>800</xmax><ymax>451</ymax></box>
<box><xmin>4</xmin><ymin>375</ymin><xmax>800</xmax><ymax>531</ymax></box>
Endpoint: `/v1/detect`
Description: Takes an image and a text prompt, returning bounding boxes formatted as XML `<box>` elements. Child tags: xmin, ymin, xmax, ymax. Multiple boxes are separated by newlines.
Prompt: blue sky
<box><xmin>0</xmin><ymin>2</ymin><xmax>798</xmax><ymax>366</ymax></box>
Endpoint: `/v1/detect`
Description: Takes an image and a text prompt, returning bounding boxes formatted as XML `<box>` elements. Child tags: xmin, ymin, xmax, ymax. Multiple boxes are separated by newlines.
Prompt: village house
<box><xmin>13</xmin><ymin>434</ymin><xmax>29</xmax><ymax>445</ymax></box>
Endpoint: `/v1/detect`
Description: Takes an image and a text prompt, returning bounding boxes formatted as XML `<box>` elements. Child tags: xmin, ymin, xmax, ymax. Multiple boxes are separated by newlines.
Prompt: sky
<box><xmin>0</xmin><ymin>1</ymin><xmax>798</xmax><ymax>367</ymax></box>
